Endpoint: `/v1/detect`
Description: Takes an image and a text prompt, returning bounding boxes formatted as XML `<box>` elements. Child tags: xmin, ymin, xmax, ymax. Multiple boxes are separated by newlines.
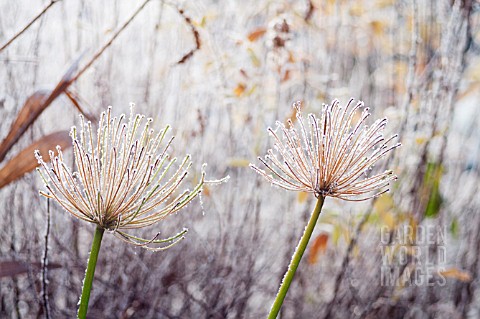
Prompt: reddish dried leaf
<box><xmin>0</xmin><ymin>260</ymin><xmax>61</xmax><ymax>278</ymax></box>
<box><xmin>233</xmin><ymin>83</ymin><xmax>246</xmax><ymax>97</ymax></box>
<box><xmin>0</xmin><ymin>90</ymin><xmax>48</xmax><ymax>162</ymax></box>
<box><xmin>308</xmin><ymin>233</ymin><xmax>329</xmax><ymax>264</ymax></box>
<box><xmin>202</xmin><ymin>185</ymin><xmax>211</xmax><ymax>197</ymax></box>
<box><xmin>304</xmin><ymin>0</ymin><xmax>315</xmax><ymax>22</ymax></box>
<box><xmin>0</xmin><ymin>131</ymin><xmax>71</xmax><ymax>189</ymax></box>
<box><xmin>247</xmin><ymin>27</ymin><xmax>267</xmax><ymax>42</ymax></box>
<box><xmin>281</xmin><ymin>69</ymin><xmax>291</xmax><ymax>83</ymax></box>
<box><xmin>65</xmin><ymin>89</ymin><xmax>97</xmax><ymax>122</ymax></box>
<box><xmin>0</xmin><ymin>59</ymin><xmax>80</xmax><ymax>162</ymax></box>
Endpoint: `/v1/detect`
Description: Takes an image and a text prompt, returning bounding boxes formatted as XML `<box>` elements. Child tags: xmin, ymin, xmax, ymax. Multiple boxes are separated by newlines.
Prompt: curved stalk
<box><xmin>268</xmin><ymin>196</ymin><xmax>325</xmax><ymax>319</ymax></box>
<box><xmin>78</xmin><ymin>226</ymin><xmax>104</xmax><ymax>319</ymax></box>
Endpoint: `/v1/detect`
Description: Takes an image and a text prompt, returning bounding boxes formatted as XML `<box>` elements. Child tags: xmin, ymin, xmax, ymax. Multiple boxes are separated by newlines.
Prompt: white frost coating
<box><xmin>250</xmin><ymin>99</ymin><xmax>400</xmax><ymax>202</ymax></box>
<box><xmin>35</xmin><ymin>106</ymin><xmax>207</xmax><ymax>251</ymax></box>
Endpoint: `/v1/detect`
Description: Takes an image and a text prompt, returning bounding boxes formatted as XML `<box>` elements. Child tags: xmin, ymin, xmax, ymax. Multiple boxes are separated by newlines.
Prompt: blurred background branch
<box><xmin>1</xmin><ymin>0</ymin><xmax>480</xmax><ymax>318</ymax></box>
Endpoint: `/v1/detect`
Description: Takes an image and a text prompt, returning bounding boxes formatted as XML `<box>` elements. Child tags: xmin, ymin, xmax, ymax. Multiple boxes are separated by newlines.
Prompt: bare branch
<box><xmin>174</xmin><ymin>7</ymin><xmax>201</xmax><ymax>65</ymax></box>
<box><xmin>41</xmin><ymin>199</ymin><xmax>51</xmax><ymax>319</ymax></box>
<box><xmin>0</xmin><ymin>0</ymin><xmax>59</xmax><ymax>53</ymax></box>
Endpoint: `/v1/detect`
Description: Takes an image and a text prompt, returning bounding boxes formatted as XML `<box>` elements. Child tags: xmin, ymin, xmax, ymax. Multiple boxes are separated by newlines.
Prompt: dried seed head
<box><xmin>35</xmin><ymin>105</ymin><xmax>205</xmax><ymax>251</ymax></box>
<box><xmin>250</xmin><ymin>99</ymin><xmax>400</xmax><ymax>201</ymax></box>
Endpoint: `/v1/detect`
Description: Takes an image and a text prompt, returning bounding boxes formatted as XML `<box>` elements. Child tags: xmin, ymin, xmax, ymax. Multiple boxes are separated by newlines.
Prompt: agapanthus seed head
<box><xmin>250</xmin><ymin>99</ymin><xmax>400</xmax><ymax>201</ymax></box>
<box><xmin>35</xmin><ymin>105</ymin><xmax>205</xmax><ymax>250</ymax></box>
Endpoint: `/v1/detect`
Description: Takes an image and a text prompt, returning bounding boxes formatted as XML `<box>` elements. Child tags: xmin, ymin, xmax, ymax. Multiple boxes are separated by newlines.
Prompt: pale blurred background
<box><xmin>1</xmin><ymin>1</ymin><xmax>480</xmax><ymax>318</ymax></box>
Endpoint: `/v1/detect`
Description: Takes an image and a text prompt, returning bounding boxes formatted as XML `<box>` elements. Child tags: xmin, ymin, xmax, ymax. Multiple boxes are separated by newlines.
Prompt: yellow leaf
<box><xmin>376</xmin><ymin>0</ymin><xmax>394</xmax><ymax>8</ymax></box>
<box><xmin>246</xmin><ymin>84</ymin><xmax>257</xmax><ymax>96</ymax></box>
<box><xmin>370</xmin><ymin>20</ymin><xmax>386</xmax><ymax>36</ymax></box>
<box><xmin>374</xmin><ymin>194</ymin><xmax>394</xmax><ymax>212</ymax></box>
<box><xmin>227</xmin><ymin>158</ymin><xmax>250</xmax><ymax>167</ymax></box>
<box><xmin>332</xmin><ymin>224</ymin><xmax>342</xmax><ymax>245</ymax></box>
<box><xmin>439</xmin><ymin>268</ymin><xmax>472</xmax><ymax>282</ymax></box>
<box><xmin>380</xmin><ymin>211</ymin><xmax>396</xmax><ymax>229</ymax></box>
<box><xmin>297</xmin><ymin>191</ymin><xmax>309</xmax><ymax>203</ymax></box>
<box><xmin>247</xmin><ymin>27</ymin><xmax>266</xmax><ymax>42</ymax></box>
<box><xmin>199</xmin><ymin>16</ymin><xmax>207</xmax><ymax>27</ymax></box>
<box><xmin>415</xmin><ymin>137</ymin><xmax>426</xmax><ymax>145</ymax></box>
<box><xmin>288</xmin><ymin>51</ymin><xmax>295</xmax><ymax>63</ymax></box>
<box><xmin>247</xmin><ymin>48</ymin><xmax>261</xmax><ymax>67</ymax></box>
<box><xmin>349</xmin><ymin>4</ymin><xmax>364</xmax><ymax>16</ymax></box>
<box><xmin>233</xmin><ymin>83</ymin><xmax>246</xmax><ymax>97</ymax></box>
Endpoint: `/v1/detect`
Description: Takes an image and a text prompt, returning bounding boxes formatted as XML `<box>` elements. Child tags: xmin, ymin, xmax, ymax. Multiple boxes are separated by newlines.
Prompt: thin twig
<box><xmin>304</xmin><ymin>0</ymin><xmax>315</xmax><ymax>22</ymax></box>
<box><xmin>0</xmin><ymin>0</ymin><xmax>59</xmax><ymax>53</ymax></box>
<box><xmin>41</xmin><ymin>199</ymin><xmax>51</xmax><ymax>319</ymax></box>
<box><xmin>68</xmin><ymin>0</ymin><xmax>153</xmax><ymax>84</ymax></box>
<box><xmin>174</xmin><ymin>7</ymin><xmax>201</xmax><ymax>64</ymax></box>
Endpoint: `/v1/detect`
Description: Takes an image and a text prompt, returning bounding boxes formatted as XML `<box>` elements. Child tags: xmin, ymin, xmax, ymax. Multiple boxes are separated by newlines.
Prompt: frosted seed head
<box><xmin>36</xmin><ymin>105</ymin><xmax>211</xmax><ymax>251</ymax></box>
<box><xmin>251</xmin><ymin>99</ymin><xmax>399</xmax><ymax>201</ymax></box>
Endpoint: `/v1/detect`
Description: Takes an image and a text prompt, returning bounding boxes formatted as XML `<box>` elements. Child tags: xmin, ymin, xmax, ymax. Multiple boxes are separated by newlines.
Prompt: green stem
<box><xmin>78</xmin><ymin>226</ymin><xmax>104</xmax><ymax>319</ymax></box>
<box><xmin>268</xmin><ymin>196</ymin><xmax>325</xmax><ymax>319</ymax></box>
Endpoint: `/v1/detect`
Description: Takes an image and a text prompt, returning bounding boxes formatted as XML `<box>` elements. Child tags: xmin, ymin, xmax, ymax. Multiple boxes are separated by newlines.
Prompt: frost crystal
<box><xmin>250</xmin><ymin>99</ymin><xmax>400</xmax><ymax>201</ymax></box>
<box><xmin>35</xmin><ymin>105</ymin><xmax>205</xmax><ymax>250</ymax></box>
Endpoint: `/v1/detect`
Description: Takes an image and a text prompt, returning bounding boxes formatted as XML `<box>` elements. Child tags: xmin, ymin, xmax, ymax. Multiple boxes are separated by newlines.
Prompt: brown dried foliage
<box><xmin>0</xmin><ymin>131</ymin><xmax>71</xmax><ymax>189</ymax></box>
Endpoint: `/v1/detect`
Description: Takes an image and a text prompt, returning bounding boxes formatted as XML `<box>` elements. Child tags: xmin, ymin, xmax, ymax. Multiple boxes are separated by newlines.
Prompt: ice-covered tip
<box><xmin>70</xmin><ymin>126</ymin><xmax>77</xmax><ymax>139</ymax></box>
<box><xmin>36</xmin><ymin>105</ymin><xmax>216</xmax><ymax>251</ymax></box>
<box><xmin>202</xmin><ymin>163</ymin><xmax>230</xmax><ymax>185</ymax></box>
<box><xmin>293</xmin><ymin>100</ymin><xmax>303</xmax><ymax>112</ymax></box>
<box><xmin>206</xmin><ymin>174</ymin><xmax>230</xmax><ymax>185</ymax></box>
<box><xmin>34</xmin><ymin>149</ymin><xmax>42</xmax><ymax>161</ymax></box>
<box><xmin>251</xmin><ymin>98</ymin><xmax>400</xmax><ymax>201</ymax></box>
